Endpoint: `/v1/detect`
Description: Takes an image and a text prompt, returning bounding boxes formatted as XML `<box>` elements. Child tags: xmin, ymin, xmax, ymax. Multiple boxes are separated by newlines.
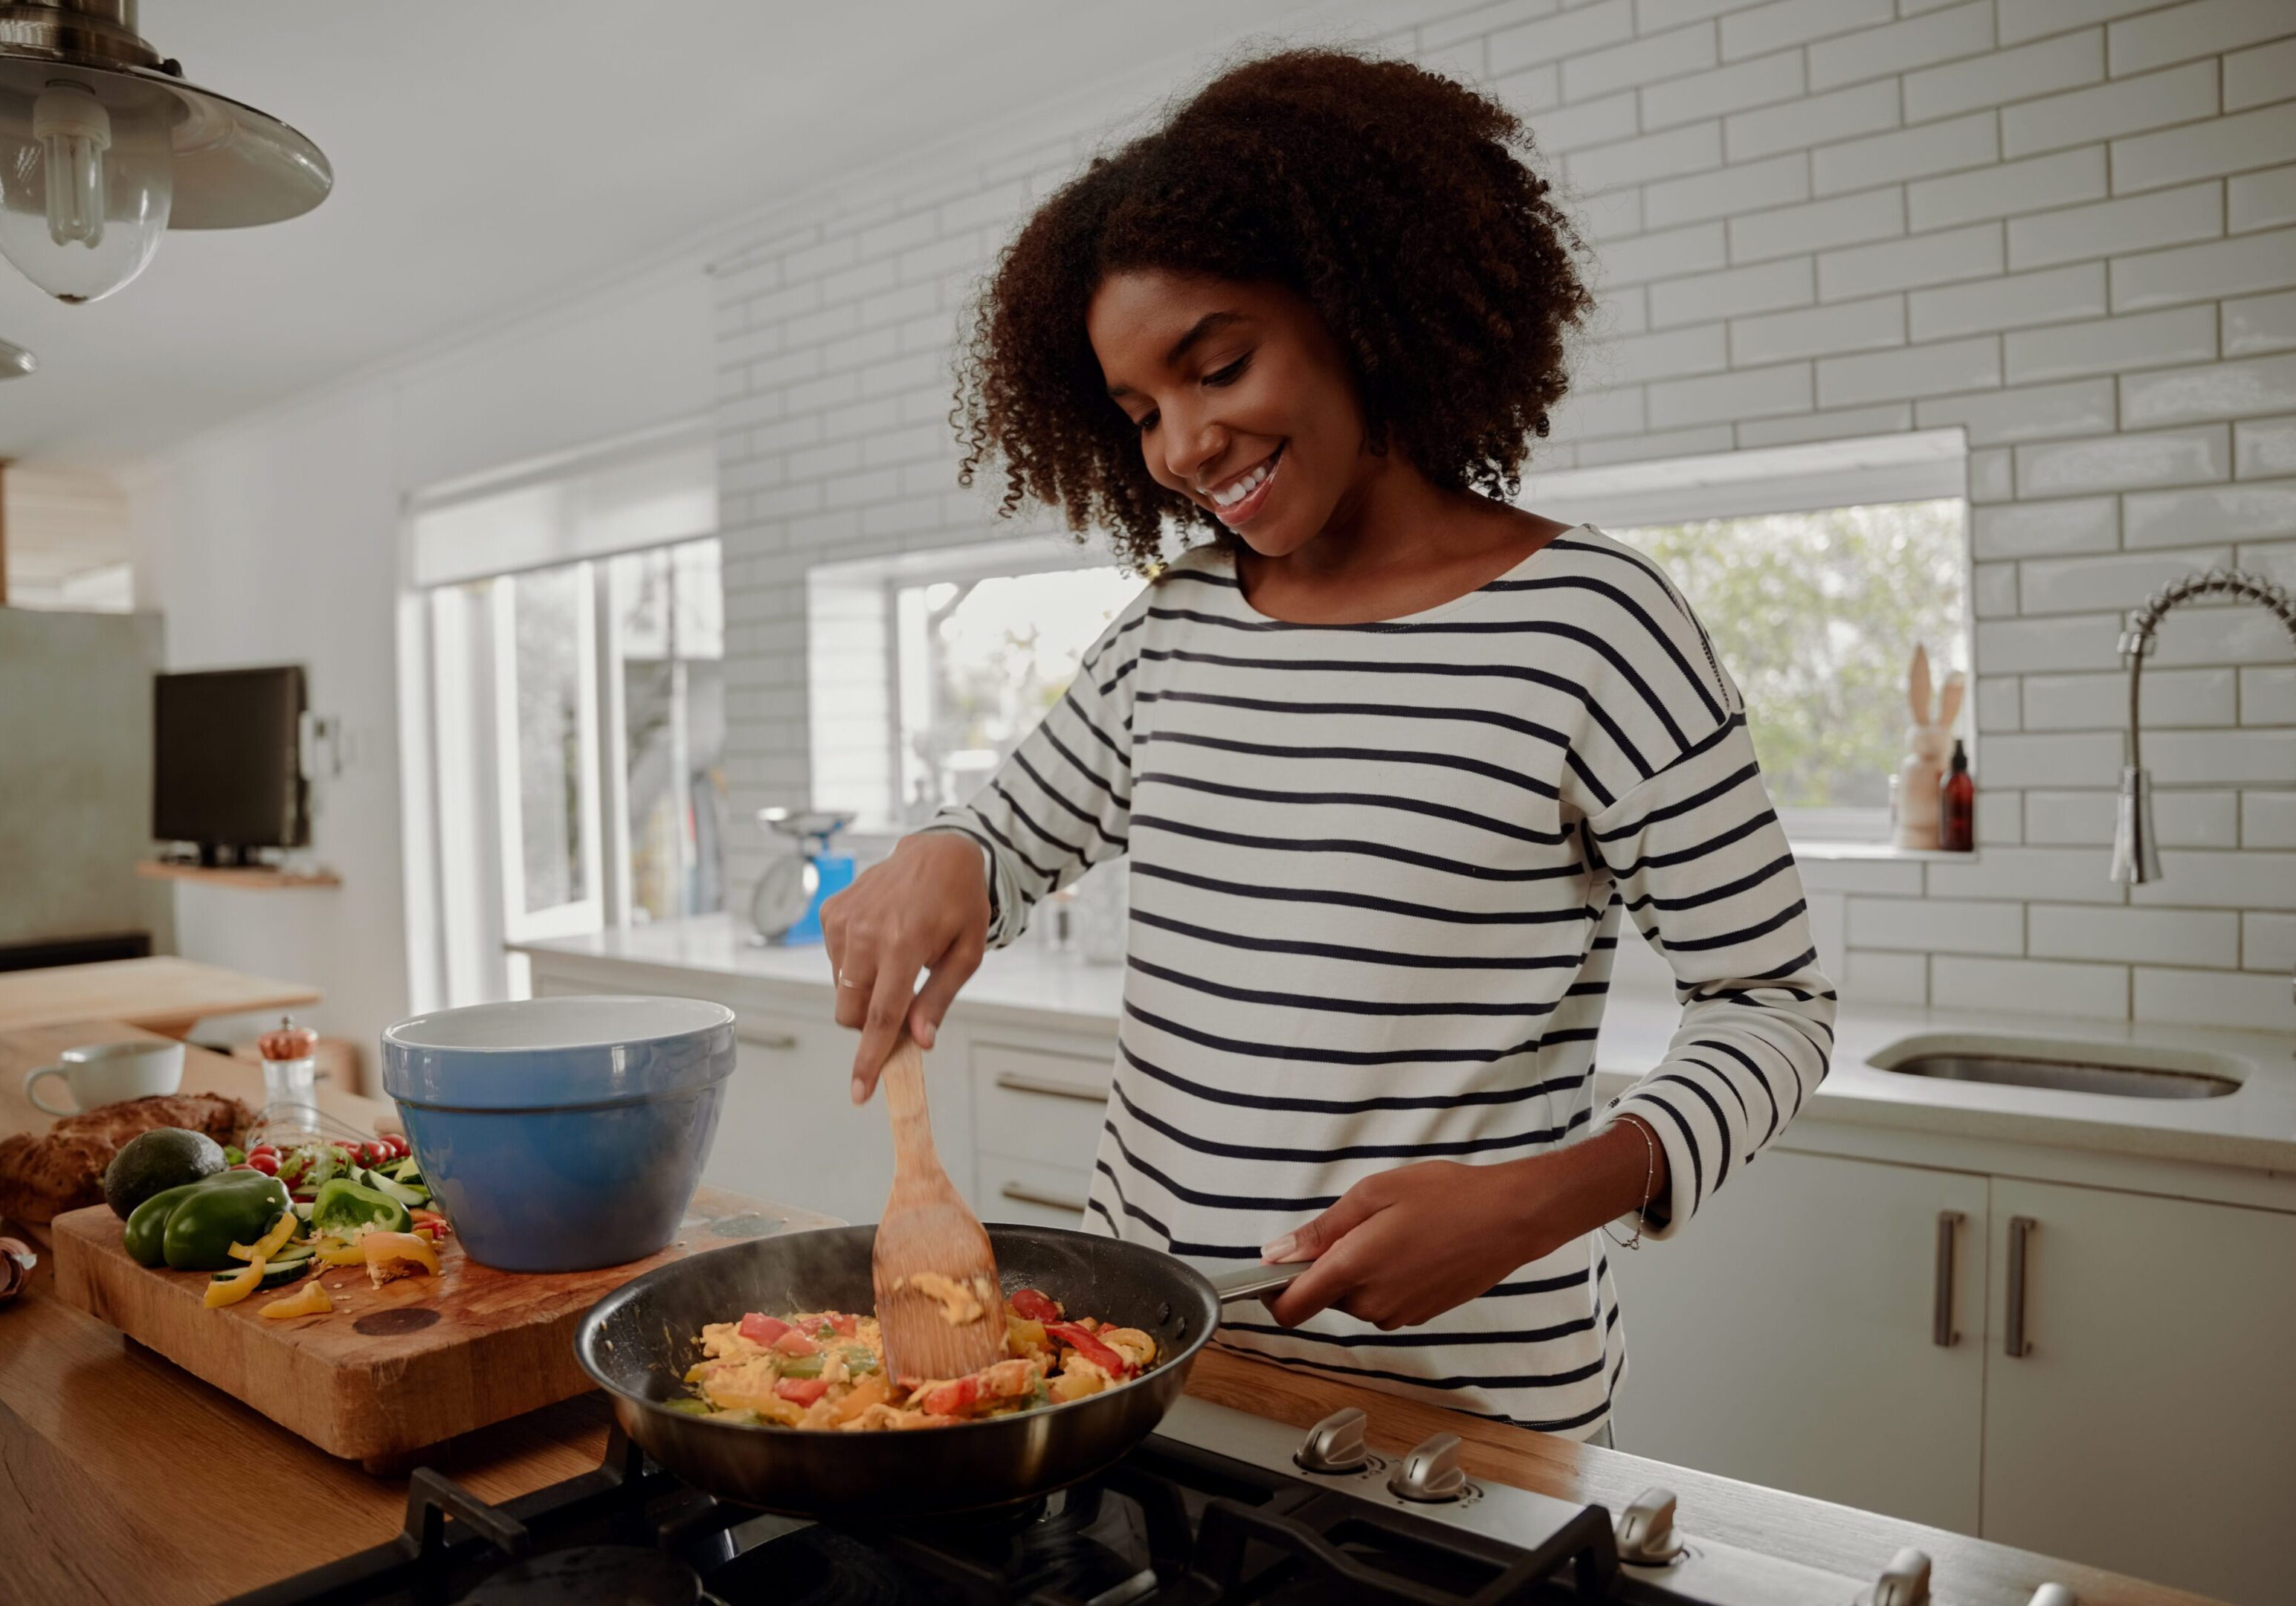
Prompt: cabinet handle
<box><xmin>993</xmin><ymin>1071</ymin><xmax>1106</xmax><ymax>1104</ymax></box>
<box><xmin>738</xmin><ymin>1028</ymin><xmax>799</xmax><ymax>1050</ymax></box>
<box><xmin>1932</xmin><ymin>1210</ymin><xmax>1963</xmax><ymax>1348</ymax></box>
<box><xmin>999</xmin><ymin>1181</ymin><xmax>1089</xmax><ymax>1214</ymax></box>
<box><xmin>2005</xmin><ymin>1215</ymin><xmax>2036</xmax><ymax>1359</ymax></box>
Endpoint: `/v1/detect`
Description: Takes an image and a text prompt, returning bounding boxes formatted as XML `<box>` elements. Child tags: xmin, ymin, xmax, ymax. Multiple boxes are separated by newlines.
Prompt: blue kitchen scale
<box><xmin>748</xmin><ymin>808</ymin><xmax>855</xmax><ymax>946</ymax></box>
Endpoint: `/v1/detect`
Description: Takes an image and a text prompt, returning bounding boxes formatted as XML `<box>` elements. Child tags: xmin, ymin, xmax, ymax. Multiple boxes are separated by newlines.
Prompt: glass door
<box><xmin>492</xmin><ymin>562</ymin><xmax>604</xmax><ymax>945</ymax></box>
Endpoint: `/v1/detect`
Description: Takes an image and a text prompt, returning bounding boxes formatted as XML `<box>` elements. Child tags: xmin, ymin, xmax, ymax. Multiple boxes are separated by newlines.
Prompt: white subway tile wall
<box><xmin>711</xmin><ymin>1</ymin><xmax>2296</xmax><ymax>1031</ymax></box>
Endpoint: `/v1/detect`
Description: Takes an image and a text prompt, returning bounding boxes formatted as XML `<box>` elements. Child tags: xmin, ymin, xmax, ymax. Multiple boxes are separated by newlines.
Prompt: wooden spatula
<box><xmin>871</xmin><ymin>1033</ymin><xmax>1005</xmax><ymax>1383</ymax></box>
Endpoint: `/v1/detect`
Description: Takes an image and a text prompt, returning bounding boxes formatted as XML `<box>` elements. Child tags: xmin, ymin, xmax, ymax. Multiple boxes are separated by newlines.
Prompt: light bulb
<box><xmin>0</xmin><ymin>76</ymin><xmax>173</xmax><ymax>303</ymax></box>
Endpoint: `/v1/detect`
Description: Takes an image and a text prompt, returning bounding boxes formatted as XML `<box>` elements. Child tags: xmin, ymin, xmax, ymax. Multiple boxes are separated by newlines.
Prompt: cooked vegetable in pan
<box><xmin>674</xmin><ymin>1285</ymin><xmax>1157</xmax><ymax>1431</ymax></box>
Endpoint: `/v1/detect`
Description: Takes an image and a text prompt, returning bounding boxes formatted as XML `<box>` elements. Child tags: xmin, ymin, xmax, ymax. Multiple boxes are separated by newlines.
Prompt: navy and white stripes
<box><xmin>935</xmin><ymin>527</ymin><xmax>1835</xmax><ymax>1437</ymax></box>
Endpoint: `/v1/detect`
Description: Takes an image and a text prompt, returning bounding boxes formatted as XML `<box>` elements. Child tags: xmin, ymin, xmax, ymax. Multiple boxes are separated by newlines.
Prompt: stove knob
<box><xmin>1295</xmin><ymin>1407</ymin><xmax>1372</xmax><ymax>1474</ymax></box>
<box><xmin>1614</xmin><ymin>1486</ymin><xmax>1684</xmax><ymax>1565</ymax></box>
<box><xmin>1388</xmin><ymin>1432</ymin><xmax>1468</xmax><ymax>1503</ymax></box>
<box><xmin>2028</xmin><ymin>1588</ymin><xmax>2077</xmax><ymax>1606</ymax></box>
<box><xmin>1869</xmin><ymin>1547</ymin><xmax>1932</xmax><ymax>1606</ymax></box>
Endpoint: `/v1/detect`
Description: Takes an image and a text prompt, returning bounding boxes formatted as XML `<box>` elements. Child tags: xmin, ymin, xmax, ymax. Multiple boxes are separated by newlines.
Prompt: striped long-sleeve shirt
<box><xmin>932</xmin><ymin>526</ymin><xmax>1835</xmax><ymax>1436</ymax></box>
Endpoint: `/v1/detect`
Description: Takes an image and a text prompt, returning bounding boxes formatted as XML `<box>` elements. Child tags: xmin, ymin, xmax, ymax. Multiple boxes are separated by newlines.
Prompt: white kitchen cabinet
<box><xmin>1610</xmin><ymin>1149</ymin><xmax>1989</xmax><ymax>1534</ymax></box>
<box><xmin>700</xmin><ymin>1007</ymin><xmax>907</xmax><ymax>1228</ymax></box>
<box><xmin>1981</xmin><ymin>1180</ymin><xmax>2296</xmax><ymax>1606</ymax></box>
<box><xmin>970</xmin><ymin>1038</ymin><xmax>1109</xmax><ymax>1230</ymax></box>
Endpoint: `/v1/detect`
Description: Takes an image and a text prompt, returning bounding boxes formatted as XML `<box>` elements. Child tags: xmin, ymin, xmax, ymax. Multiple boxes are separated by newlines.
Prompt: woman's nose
<box><xmin>1160</xmin><ymin>406</ymin><xmax>1225</xmax><ymax>488</ymax></box>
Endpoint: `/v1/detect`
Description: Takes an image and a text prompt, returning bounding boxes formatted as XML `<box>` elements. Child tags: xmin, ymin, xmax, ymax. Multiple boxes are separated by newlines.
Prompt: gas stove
<box><xmin>228</xmin><ymin>1396</ymin><xmax>1989</xmax><ymax>1606</ymax></box>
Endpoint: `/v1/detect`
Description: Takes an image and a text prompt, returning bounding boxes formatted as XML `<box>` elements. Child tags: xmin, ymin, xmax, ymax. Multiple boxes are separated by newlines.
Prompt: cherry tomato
<box><xmin>246</xmin><ymin>1152</ymin><xmax>280</xmax><ymax>1175</ymax></box>
<box><xmin>774</xmin><ymin>1376</ymin><xmax>830</xmax><ymax>1406</ymax></box>
<box><xmin>249</xmin><ymin>1145</ymin><xmax>277</xmax><ymax>1159</ymax></box>
<box><xmin>387</xmin><ymin>1135</ymin><xmax>411</xmax><ymax>1158</ymax></box>
<box><xmin>770</xmin><ymin>1328</ymin><xmax>819</xmax><ymax>1358</ymax></box>
<box><xmin>228</xmin><ymin>1162</ymin><xmax>252</xmax><ymax>1171</ymax></box>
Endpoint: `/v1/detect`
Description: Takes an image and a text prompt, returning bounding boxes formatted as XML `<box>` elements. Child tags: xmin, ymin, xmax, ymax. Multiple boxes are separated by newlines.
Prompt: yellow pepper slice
<box><xmin>363</xmin><ymin>1230</ymin><xmax>440</xmax><ymax>1286</ymax></box>
<box><xmin>205</xmin><ymin>1258</ymin><xmax>268</xmax><ymax>1308</ymax></box>
<box><xmin>312</xmin><ymin>1236</ymin><xmax>367</xmax><ymax>1267</ymax></box>
<box><xmin>229</xmin><ymin>1211</ymin><xmax>300</xmax><ymax>1263</ymax></box>
<box><xmin>260</xmin><ymin>1280</ymin><xmax>333</xmax><ymax>1320</ymax></box>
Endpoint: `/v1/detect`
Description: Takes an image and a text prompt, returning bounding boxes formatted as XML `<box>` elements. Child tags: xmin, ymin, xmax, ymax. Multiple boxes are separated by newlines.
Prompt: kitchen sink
<box><xmin>1870</xmin><ymin>1033</ymin><xmax>2242</xmax><ymax>1100</ymax></box>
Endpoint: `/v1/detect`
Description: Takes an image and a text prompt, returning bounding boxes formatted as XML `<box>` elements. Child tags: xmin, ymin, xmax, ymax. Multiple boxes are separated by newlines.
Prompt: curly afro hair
<box><xmin>955</xmin><ymin>47</ymin><xmax>1593</xmax><ymax>572</ymax></box>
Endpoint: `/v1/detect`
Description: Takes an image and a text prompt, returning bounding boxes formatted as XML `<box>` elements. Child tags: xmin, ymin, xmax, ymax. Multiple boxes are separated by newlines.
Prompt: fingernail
<box><xmin>916</xmin><ymin>1020</ymin><xmax>937</xmax><ymax>1048</ymax></box>
<box><xmin>851</xmin><ymin>1077</ymin><xmax>868</xmax><ymax>1105</ymax></box>
<box><xmin>1260</xmin><ymin>1233</ymin><xmax>1298</xmax><ymax>1263</ymax></box>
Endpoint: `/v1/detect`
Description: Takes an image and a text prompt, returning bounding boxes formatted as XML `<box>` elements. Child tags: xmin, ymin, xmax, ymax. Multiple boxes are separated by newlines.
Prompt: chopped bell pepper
<box><xmin>738</xmin><ymin>1312</ymin><xmax>789</xmax><ymax>1346</ymax></box>
<box><xmin>1045</xmin><ymin>1320</ymin><xmax>1132</xmax><ymax>1378</ymax></box>
<box><xmin>230</xmin><ymin>1211</ymin><xmax>300</xmax><ymax>1263</ymax></box>
<box><xmin>362</xmin><ymin>1230</ymin><xmax>439</xmax><ymax>1286</ymax></box>
<box><xmin>204</xmin><ymin>1259</ymin><xmax>268</xmax><ymax>1308</ymax></box>
<box><xmin>260</xmin><ymin>1280</ymin><xmax>332</xmax><ymax>1320</ymax></box>
<box><xmin>1008</xmin><ymin>1287</ymin><xmax>1062</xmax><ymax>1323</ymax></box>
<box><xmin>126</xmin><ymin>1172</ymin><xmax>295</xmax><ymax>1271</ymax></box>
<box><xmin>774</xmin><ymin>1376</ymin><xmax>830</xmax><ymax>1405</ymax></box>
<box><xmin>310</xmin><ymin>1178</ymin><xmax>413</xmax><ymax>1239</ymax></box>
<box><xmin>778</xmin><ymin>1351</ymin><xmax>825</xmax><ymax>1379</ymax></box>
<box><xmin>312</xmin><ymin>1235</ymin><xmax>367</xmax><ymax>1266</ymax></box>
<box><xmin>919</xmin><ymin>1376</ymin><xmax>980</xmax><ymax>1416</ymax></box>
<box><xmin>770</xmin><ymin>1328</ymin><xmax>817</xmax><ymax>1358</ymax></box>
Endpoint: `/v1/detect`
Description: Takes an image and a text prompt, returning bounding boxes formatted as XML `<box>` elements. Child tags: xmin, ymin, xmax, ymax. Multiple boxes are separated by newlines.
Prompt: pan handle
<box><xmin>1208</xmin><ymin>1261</ymin><xmax>1311</xmax><ymax>1305</ymax></box>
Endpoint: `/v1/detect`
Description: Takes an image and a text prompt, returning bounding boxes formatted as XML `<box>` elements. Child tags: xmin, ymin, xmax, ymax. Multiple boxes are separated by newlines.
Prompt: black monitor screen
<box><xmin>153</xmin><ymin>666</ymin><xmax>309</xmax><ymax>851</ymax></box>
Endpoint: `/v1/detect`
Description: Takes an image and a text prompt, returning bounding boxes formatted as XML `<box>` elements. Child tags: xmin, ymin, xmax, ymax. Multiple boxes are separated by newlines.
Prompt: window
<box><xmin>404</xmin><ymin>425</ymin><xmax>723</xmax><ymax>1007</ymax></box>
<box><xmin>1611</xmin><ymin>500</ymin><xmax>1967</xmax><ymax>842</ymax></box>
<box><xmin>1538</xmin><ymin>430</ymin><xmax>1971</xmax><ymax>848</ymax></box>
<box><xmin>893</xmin><ymin>566</ymin><xmax>1136</xmax><ymax>822</ymax></box>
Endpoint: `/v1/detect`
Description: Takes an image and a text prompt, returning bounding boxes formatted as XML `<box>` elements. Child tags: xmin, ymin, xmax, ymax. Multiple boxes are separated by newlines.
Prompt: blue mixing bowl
<box><xmin>381</xmin><ymin>996</ymin><xmax>736</xmax><ymax>1272</ymax></box>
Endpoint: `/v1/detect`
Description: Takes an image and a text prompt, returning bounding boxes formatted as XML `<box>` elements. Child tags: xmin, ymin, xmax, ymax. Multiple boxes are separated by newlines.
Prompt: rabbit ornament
<box><xmin>1894</xmin><ymin>644</ymin><xmax>1964</xmax><ymax>851</ymax></box>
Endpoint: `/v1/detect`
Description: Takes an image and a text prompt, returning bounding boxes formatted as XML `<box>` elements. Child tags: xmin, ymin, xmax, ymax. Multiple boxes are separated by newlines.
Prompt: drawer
<box><xmin>972</xmin><ymin>1042</ymin><xmax>1111</xmax><ymax>1159</ymax></box>
<box><xmin>978</xmin><ymin>1153</ymin><xmax>1094</xmax><ymax>1229</ymax></box>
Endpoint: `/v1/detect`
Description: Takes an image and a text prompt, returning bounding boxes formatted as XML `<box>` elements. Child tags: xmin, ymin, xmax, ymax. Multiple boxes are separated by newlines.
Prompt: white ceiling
<box><xmin>0</xmin><ymin>0</ymin><xmax>1396</xmax><ymax>474</ymax></box>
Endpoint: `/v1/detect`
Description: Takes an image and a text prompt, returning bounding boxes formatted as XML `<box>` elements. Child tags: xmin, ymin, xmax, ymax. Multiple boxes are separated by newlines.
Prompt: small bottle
<box><xmin>257</xmin><ymin>1016</ymin><xmax>320</xmax><ymax>1125</ymax></box>
<box><xmin>1938</xmin><ymin>740</ymin><xmax>1976</xmax><ymax>852</ymax></box>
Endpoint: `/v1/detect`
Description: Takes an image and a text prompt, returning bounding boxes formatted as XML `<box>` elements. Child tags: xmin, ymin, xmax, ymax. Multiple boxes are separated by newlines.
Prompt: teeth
<box><xmin>1210</xmin><ymin>457</ymin><xmax>1274</xmax><ymax>509</ymax></box>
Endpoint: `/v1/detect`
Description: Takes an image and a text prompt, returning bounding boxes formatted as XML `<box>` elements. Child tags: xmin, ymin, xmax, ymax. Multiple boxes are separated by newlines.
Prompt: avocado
<box><xmin>103</xmin><ymin>1127</ymin><xmax>228</xmax><ymax>1220</ymax></box>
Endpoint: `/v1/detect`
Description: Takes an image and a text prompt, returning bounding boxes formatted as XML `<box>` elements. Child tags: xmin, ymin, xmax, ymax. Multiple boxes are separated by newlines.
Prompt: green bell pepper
<box><xmin>309</xmin><ymin>1176</ymin><xmax>413</xmax><ymax>1239</ymax></box>
<box><xmin>124</xmin><ymin>1172</ymin><xmax>294</xmax><ymax>1271</ymax></box>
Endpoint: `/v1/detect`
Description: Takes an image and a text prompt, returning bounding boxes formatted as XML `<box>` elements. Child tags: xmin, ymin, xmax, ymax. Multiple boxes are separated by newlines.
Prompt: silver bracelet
<box><xmin>1601</xmin><ymin>1113</ymin><xmax>1658</xmax><ymax>1253</ymax></box>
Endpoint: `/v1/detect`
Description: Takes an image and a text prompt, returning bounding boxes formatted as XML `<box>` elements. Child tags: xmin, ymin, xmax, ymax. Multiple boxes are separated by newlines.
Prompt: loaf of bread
<box><xmin>0</xmin><ymin>1092</ymin><xmax>251</xmax><ymax>1228</ymax></box>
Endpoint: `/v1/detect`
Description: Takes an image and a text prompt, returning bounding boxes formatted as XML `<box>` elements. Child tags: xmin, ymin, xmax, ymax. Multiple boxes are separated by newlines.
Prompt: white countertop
<box><xmin>518</xmin><ymin>913</ymin><xmax>2296</xmax><ymax>1176</ymax></box>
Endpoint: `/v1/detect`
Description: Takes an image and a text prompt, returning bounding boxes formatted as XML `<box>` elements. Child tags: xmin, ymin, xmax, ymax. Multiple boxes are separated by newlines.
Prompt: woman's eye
<box><xmin>1204</xmin><ymin>355</ymin><xmax>1250</xmax><ymax>387</ymax></box>
<box><xmin>1135</xmin><ymin>410</ymin><xmax>1159</xmax><ymax>433</ymax></box>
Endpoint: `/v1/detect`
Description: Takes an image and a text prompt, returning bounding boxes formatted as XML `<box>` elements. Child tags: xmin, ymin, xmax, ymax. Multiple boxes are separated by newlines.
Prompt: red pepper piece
<box><xmin>919</xmin><ymin>1376</ymin><xmax>980</xmax><ymax>1416</ymax></box>
<box><xmin>774</xmin><ymin>1376</ymin><xmax>830</xmax><ymax>1405</ymax></box>
<box><xmin>770</xmin><ymin>1328</ymin><xmax>818</xmax><ymax>1357</ymax></box>
<box><xmin>1046</xmin><ymin>1320</ymin><xmax>1132</xmax><ymax>1378</ymax></box>
<box><xmin>1008</xmin><ymin>1287</ymin><xmax>1061</xmax><ymax>1323</ymax></box>
<box><xmin>738</xmin><ymin>1312</ymin><xmax>790</xmax><ymax>1346</ymax></box>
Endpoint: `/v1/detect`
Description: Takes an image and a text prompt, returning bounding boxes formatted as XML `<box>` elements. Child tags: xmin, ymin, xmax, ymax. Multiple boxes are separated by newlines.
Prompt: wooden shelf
<box><xmin>135</xmin><ymin>861</ymin><xmax>340</xmax><ymax>890</ymax></box>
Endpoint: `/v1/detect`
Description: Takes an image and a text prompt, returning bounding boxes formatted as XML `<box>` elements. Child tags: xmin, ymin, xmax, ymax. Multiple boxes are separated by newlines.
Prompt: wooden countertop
<box><xmin>0</xmin><ymin>957</ymin><xmax>321</xmax><ymax>1039</ymax></box>
<box><xmin>0</xmin><ymin>1025</ymin><xmax>2216</xmax><ymax>1606</ymax></box>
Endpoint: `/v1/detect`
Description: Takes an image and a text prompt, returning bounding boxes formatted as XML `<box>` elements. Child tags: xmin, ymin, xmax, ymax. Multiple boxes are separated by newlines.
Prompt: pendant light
<box><xmin>0</xmin><ymin>1</ymin><xmax>330</xmax><ymax>304</ymax></box>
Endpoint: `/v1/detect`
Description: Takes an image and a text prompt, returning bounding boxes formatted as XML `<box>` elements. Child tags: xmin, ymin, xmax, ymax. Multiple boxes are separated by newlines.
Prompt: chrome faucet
<box><xmin>2111</xmin><ymin>566</ymin><xmax>2296</xmax><ymax>1000</ymax></box>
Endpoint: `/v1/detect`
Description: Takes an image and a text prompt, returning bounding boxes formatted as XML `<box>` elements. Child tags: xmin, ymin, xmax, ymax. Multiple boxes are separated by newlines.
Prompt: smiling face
<box><xmin>1088</xmin><ymin>269</ymin><xmax>1378</xmax><ymax>559</ymax></box>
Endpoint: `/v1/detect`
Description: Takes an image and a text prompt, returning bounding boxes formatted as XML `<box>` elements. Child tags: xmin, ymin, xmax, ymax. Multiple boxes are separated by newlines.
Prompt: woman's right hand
<box><xmin>819</xmin><ymin>831</ymin><xmax>993</xmax><ymax>1103</ymax></box>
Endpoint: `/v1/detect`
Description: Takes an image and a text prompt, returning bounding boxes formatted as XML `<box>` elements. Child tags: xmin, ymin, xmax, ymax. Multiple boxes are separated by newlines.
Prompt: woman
<box><xmin>822</xmin><ymin>50</ymin><xmax>1834</xmax><ymax>1441</ymax></box>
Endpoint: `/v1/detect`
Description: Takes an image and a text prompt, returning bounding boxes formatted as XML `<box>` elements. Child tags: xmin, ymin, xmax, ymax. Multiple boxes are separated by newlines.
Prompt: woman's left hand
<box><xmin>1260</xmin><ymin>1125</ymin><xmax>1660</xmax><ymax>1330</ymax></box>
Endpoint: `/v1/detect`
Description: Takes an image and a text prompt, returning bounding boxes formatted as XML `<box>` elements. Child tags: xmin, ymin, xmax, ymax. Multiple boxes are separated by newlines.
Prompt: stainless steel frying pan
<box><xmin>573</xmin><ymin>1222</ymin><xmax>1300</xmax><ymax>1519</ymax></box>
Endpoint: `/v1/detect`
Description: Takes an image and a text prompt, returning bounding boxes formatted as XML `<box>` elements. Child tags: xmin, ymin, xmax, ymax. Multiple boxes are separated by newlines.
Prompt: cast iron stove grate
<box><xmin>222</xmin><ymin>1430</ymin><xmax>1626</xmax><ymax>1606</ymax></box>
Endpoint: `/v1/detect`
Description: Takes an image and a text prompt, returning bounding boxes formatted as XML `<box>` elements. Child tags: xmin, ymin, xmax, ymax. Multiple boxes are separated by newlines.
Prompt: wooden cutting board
<box><xmin>50</xmin><ymin>1185</ymin><xmax>838</xmax><ymax>1470</ymax></box>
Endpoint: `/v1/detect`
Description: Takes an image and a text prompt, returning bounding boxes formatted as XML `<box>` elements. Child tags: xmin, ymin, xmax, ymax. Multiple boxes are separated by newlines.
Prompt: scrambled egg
<box><xmin>894</xmin><ymin>1271</ymin><xmax>993</xmax><ymax>1326</ymax></box>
